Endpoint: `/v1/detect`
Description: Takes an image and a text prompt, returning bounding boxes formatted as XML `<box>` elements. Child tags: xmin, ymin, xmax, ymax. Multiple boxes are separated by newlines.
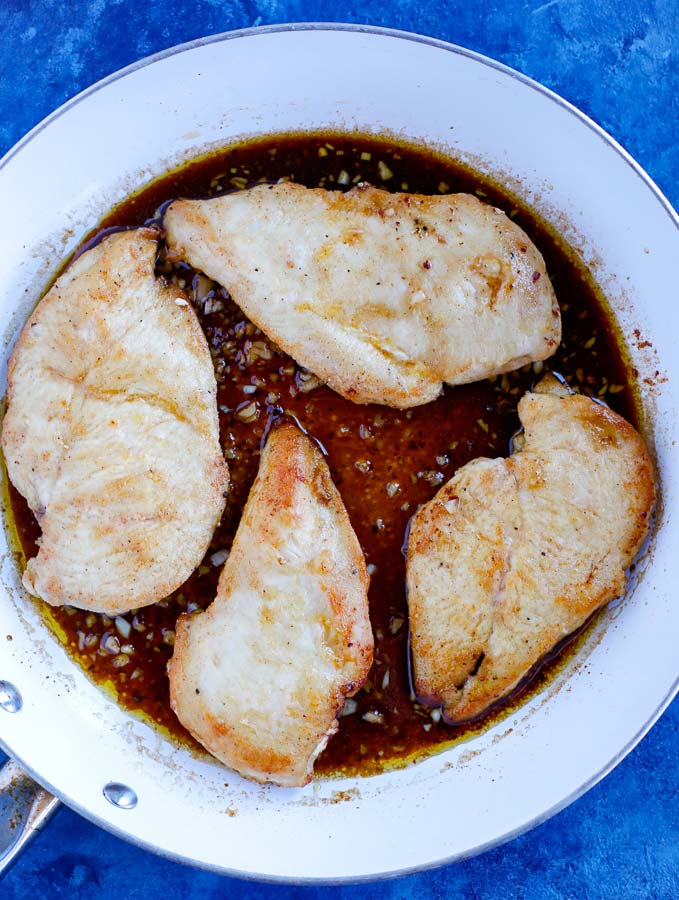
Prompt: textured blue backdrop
<box><xmin>1</xmin><ymin>2</ymin><xmax>678</xmax><ymax>898</ymax></box>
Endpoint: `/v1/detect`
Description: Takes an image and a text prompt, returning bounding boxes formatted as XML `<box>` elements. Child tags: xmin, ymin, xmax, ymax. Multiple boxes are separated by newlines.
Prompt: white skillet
<box><xmin>0</xmin><ymin>24</ymin><xmax>677</xmax><ymax>883</ymax></box>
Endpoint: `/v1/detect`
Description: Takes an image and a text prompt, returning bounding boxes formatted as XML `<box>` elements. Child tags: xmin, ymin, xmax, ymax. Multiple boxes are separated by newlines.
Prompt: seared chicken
<box><xmin>2</xmin><ymin>228</ymin><xmax>228</xmax><ymax>614</ymax></box>
<box><xmin>164</xmin><ymin>183</ymin><xmax>560</xmax><ymax>407</ymax></box>
<box><xmin>168</xmin><ymin>421</ymin><xmax>373</xmax><ymax>787</ymax></box>
<box><xmin>407</xmin><ymin>378</ymin><xmax>655</xmax><ymax>722</ymax></box>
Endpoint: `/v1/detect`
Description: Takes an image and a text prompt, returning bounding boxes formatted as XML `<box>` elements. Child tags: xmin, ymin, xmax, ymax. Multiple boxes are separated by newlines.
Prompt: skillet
<box><xmin>0</xmin><ymin>24</ymin><xmax>677</xmax><ymax>882</ymax></box>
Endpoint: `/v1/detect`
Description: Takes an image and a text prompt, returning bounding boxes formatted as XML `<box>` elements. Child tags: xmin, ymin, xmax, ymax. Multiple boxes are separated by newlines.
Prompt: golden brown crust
<box><xmin>164</xmin><ymin>183</ymin><xmax>560</xmax><ymax>407</ymax></box>
<box><xmin>2</xmin><ymin>229</ymin><xmax>228</xmax><ymax>613</ymax></box>
<box><xmin>407</xmin><ymin>386</ymin><xmax>655</xmax><ymax>723</ymax></box>
<box><xmin>168</xmin><ymin>421</ymin><xmax>373</xmax><ymax>787</ymax></box>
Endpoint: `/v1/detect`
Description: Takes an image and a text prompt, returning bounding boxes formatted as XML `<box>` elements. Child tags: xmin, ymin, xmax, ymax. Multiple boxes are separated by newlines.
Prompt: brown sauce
<box><xmin>5</xmin><ymin>133</ymin><xmax>637</xmax><ymax>777</ymax></box>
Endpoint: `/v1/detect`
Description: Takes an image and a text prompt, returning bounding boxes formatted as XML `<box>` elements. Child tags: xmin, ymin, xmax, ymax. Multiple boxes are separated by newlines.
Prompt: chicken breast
<box><xmin>2</xmin><ymin>228</ymin><xmax>228</xmax><ymax>614</ymax></box>
<box><xmin>168</xmin><ymin>421</ymin><xmax>373</xmax><ymax>787</ymax></box>
<box><xmin>407</xmin><ymin>378</ymin><xmax>655</xmax><ymax>723</ymax></box>
<box><xmin>164</xmin><ymin>183</ymin><xmax>560</xmax><ymax>407</ymax></box>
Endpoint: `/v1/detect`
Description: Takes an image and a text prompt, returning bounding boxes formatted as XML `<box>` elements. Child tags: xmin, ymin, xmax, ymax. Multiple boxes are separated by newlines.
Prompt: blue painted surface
<box><xmin>0</xmin><ymin>1</ymin><xmax>678</xmax><ymax>897</ymax></box>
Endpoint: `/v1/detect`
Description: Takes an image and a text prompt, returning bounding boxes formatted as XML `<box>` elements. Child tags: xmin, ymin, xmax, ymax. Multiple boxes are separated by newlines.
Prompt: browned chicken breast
<box><xmin>2</xmin><ymin>228</ymin><xmax>228</xmax><ymax>614</ymax></box>
<box><xmin>168</xmin><ymin>421</ymin><xmax>373</xmax><ymax>787</ymax></box>
<box><xmin>164</xmin><ymin>183</ymin><xmax>560</xmax><ymax>407</ymax></box>
<box><xmin>407</xmin><ymin>378</ymin><xmax>655</xmax><ymax>723</ymax></box>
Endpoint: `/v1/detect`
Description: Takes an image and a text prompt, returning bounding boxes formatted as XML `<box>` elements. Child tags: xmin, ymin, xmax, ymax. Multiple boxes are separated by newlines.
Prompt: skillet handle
<box><xmin>0</xmin><ymin>757</ymin><xmax>61</xmax><ymax>878</ymax></box>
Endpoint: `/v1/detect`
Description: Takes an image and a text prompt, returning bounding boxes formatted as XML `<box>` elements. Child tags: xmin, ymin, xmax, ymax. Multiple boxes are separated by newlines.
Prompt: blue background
<box><xmin>1</xmin><ymin>1</ymin><xmax>678</xmax><ymax>897</ymax></box>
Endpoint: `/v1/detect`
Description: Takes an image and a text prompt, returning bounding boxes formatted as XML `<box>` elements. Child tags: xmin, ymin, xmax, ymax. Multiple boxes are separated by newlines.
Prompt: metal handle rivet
<box><xmin>0</xmin><ymin>681</ymin><xmax>22</xmax><ymax>713</ymax></box>
<box><xmin>102</xmin><ymin>782</ymin><xmax>138</xmax><ymax>810</ymax></box>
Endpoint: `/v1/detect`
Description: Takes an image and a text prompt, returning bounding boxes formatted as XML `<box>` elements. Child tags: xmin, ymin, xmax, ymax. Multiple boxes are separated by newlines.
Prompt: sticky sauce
<box><xmin>5</xmin><ymin>133</ymin><xmax>637</xmax><ymax>776</ymax></box>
